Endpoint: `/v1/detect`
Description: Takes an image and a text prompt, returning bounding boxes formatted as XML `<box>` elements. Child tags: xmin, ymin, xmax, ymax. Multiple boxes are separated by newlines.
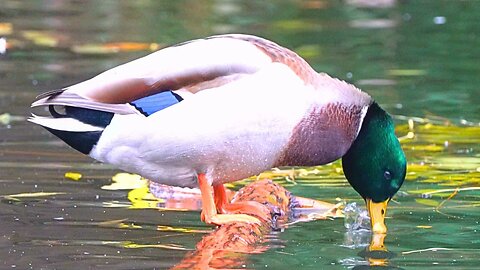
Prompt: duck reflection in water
<box><xmin>149</xmin><ymin>179</ymin><xmax>341</xmax><ymax>269</ymax></box>
<box><xmin>148</xmin><ymin>180</ymin><xmax>402</xmax><ymax>269</ymax></box>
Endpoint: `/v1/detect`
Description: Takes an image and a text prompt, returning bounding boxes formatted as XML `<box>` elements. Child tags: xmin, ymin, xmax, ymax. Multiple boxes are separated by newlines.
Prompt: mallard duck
<box><xmin>30</xmin><ymin>34</ymin><xmax>406</xmax><ymax>233</ymax></box>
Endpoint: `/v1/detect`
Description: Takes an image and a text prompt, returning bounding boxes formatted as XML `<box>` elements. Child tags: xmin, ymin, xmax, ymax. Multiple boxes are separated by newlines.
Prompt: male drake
<box><xmin>30</xmin><ymin>34</ymin><xmax>406</xmax><ymax>233</ymax></box>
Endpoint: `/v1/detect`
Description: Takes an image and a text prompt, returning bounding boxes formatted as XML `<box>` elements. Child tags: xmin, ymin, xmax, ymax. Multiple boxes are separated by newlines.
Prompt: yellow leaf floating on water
<box><xmin>127</xmin><ymin>186</ymin><xmax>165</xmax><ymax>209</ymax></box>
<box><xmin>65</xmin><ymin>172</ymin><xmax>82</xmax><ymax>181</ymax></box>
<box><xmin>118</xmin><ymin>222</ymin><xmax>143</xmax><ymax>229</ymax></box>
<box><xmin>416</xmin><ymin>225</ymin><xmax>433</xmax><ymax>229</ymax></box>
<box><xmin>3</xmin><ymin>192</ymin><xmax>66</xmax><ymax>201</ymax></box>
<box><xmin>101</xmin><ymin>173</ymin><xmax>164</xmax><ymax>209</ymax></box>
<box><xmin>102</xmin><ymin>173</ymin><xmax>148</xmax><ymax>190</ymax></box>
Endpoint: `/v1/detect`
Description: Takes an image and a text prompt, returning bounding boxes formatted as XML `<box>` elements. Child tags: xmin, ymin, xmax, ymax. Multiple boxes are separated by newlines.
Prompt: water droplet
<box><xmin>344</xmin><ymin>202</ymin><xmax>371</xmax><ymax>231</ymax></box>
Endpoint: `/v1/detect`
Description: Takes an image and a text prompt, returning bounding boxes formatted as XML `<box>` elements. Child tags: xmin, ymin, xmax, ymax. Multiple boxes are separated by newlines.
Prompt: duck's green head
<box><xmin>342</xmin><ymin>102</ymin><xmax>406</xmax><ymax>234</ymax></box>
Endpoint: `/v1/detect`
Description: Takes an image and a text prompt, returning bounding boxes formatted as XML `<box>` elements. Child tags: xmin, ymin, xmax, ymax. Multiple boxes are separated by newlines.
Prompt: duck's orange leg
<box><xmin>213</xmin><ymin>183</ymin><xmax>270</xmax><ymax>220</ymax></box>
<box><xmin>213</xmin><ymin>184</ymin><xmax>230</xmax><ymax>213</ymax></box>
<box><xmin>198</xmin><ymin>174</ymin><xmax>260</xmax><ymax>225</ymax></box>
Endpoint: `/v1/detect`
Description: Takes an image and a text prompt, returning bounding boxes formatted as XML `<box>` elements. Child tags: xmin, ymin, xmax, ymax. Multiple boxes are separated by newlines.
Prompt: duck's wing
<box><xmin>31</xmin><ymin>34</ymin><xmax>316</xmax><ymax>113</ymax></box>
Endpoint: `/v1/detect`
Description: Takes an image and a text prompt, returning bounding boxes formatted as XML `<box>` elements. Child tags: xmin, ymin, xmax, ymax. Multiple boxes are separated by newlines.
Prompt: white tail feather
<box><xmin>28</xmin><ymin>115</ymin><xmax>104</xmax><ymax>132</ymax></box>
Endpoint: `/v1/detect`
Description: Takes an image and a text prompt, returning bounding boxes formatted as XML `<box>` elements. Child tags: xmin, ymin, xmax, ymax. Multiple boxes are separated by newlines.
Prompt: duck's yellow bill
<box><xmin>366</xmin><ymin>198</ymin><xmax>388</xmax><ymax>234</ymax></box>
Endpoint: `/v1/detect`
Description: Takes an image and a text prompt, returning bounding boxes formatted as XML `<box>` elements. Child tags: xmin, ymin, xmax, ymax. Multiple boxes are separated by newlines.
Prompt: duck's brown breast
<box><xmin>274</xmin><ymin>103</ymin><xmax>367</xmax><ymax>167</ymax></box>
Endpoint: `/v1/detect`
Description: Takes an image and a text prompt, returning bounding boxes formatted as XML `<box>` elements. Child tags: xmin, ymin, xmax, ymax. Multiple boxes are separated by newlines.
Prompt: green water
<box><xmin>1</xmin><ymin>0</ymin><xmax>479</xmax><ymax>269</ymax></box>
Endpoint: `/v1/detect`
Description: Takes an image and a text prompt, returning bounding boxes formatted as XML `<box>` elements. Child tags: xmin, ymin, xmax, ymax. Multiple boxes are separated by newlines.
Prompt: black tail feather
<box><xmin>44</xmin><ymin>106</ymin><xmax>114</xmax><ymax>154</ymax></box>
<box><xmin>46</xmin><ymin>128</ymin><xmax>103</xmax><ymax>155</ymax></box>
<box><xmin>64</xmin><ymin>106</ymin><xmax>114</xmax><ymax>127</ymax></box>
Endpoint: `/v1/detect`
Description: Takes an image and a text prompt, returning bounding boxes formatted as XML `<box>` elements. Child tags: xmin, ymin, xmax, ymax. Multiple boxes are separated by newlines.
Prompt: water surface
<box><xmin>1</xmin><ymin>0</ymin><xmax>479</xmax><ymax>269</ymax></box>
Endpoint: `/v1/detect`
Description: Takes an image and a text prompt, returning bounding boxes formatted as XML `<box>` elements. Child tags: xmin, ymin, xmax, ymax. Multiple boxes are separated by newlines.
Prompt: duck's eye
<box><xmin>384</xmin><ymin>170</ymin><xmax>392</xmax><ymax>180</ymax></box>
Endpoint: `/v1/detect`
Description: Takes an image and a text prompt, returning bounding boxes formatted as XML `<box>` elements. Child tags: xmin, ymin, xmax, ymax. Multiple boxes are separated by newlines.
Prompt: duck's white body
<box><xmin>91</xmin><ymin>63</ymin><xmax>315</xmax><ymax>187</ymax></box>
<box><xmin>30</xmin><ymin>34</ymin><xmax>372</xmax><ymax>188</ymax></box>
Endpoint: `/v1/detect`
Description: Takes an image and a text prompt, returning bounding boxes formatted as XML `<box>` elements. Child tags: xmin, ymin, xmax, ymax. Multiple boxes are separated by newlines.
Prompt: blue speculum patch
<box><xmin>130</xmin><ymin>91</ymin><xmax>183</xmax><ymax>116</ymax></box>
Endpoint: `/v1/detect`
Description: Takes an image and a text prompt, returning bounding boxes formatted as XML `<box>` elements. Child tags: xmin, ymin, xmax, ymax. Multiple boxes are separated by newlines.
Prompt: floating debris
<box><xmin>64</xmin><ymin>172</ymin><xmax>82</xmax><ymax>181</ymax></box>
